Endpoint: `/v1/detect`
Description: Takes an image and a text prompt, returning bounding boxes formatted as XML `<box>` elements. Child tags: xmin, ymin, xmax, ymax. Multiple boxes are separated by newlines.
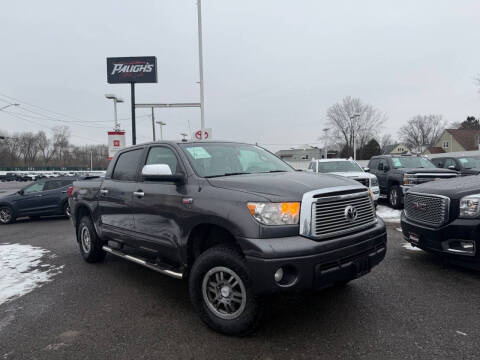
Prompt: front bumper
<box><xmin>401</xmin><ymin>212</ymin><xmax>480</xmax><ymax>270</ymax></box>
<box><xmin>239</xmin><ymin>220</ymin><xmax>387</xmax><ymax>294</ymax></box>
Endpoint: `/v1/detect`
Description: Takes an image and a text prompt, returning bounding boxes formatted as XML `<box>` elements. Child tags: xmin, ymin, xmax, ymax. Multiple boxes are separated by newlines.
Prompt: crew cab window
<box><xmin>146</xmin><ymin>147</ymin><xmax>178</xmax><ymax>174</ymax></box>
<box><xmin>23</xmin><ymin>182</ymin><xmax>45</xmax><ymax>194</ymax></box>
<box><xmin>368</xmin><ymin>159</ymin><xmax>378</xmax><ymax>170</ymax></box>
<box><xmin>378</xmin><ymin>159</ymin><xmax>388</xmax><ymax>170</ymax></box>
<box><xmin>443</xmin><ymin>158</ymin><xmax>457</xmax><ymax>169</ymax></box>
<box><xmin>112</xmin><ymin>149</ymin><xmax>143</xmax><ymax>181</ymax></box>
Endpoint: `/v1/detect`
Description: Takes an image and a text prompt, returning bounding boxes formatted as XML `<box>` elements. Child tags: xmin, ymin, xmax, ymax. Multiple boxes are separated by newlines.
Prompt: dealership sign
<box><xmin>193</xmin><ymin>128</ymin><xmax>212</xmax><ymax>140</ymax></box>
<box><xmin>107</xmin><ymin>57</ymin><xmax>157</xmax><ymax>84</ymax></box>
<box><xmin>108</xmin><ymin>131</ymin><xmax>126</xmax><ymax>160</ymax></box>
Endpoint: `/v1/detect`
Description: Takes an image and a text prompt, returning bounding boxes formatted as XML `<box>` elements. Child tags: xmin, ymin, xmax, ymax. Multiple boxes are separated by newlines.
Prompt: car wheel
<box><xmin>63</xmin><ymin>202</ymin><xmax>71</xmax><ymax>217</ymax></box>
<box><xmin>77</xmin><ymin>216</ymin><xmax>106</xmax><ymax>263</ymax></box>
<box><xmin>0</xmin><ymin>206</ymin><xmax>15</xmax><ymax>224</ymax></box>
<box><xmin>189</xmin><ymin>245</ymin><xmax>262</xmax><ymax>336</ymax></box>
<box><xmin>389</xmin><ymin>186</ymin><xmax>401</xmax><ymax>209</ymax></box>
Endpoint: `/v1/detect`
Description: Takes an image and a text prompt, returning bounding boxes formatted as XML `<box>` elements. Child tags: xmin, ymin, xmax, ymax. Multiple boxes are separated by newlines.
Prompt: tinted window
<box><xmin>443</xmin><ymin>158</ymin><xmax>456</xmax><ymax>169</ymax></box>
<box><xmin>23</xmin><ymin>182</ymin><xmax>45</xmax><ymax>194</ymax></box>
<box><xmin>44</xmin><ymin>179</ymin><xmax>74</xmax><ymax>191</ymax></box>
<box><xmin>316</xmin><ymin>161</ymin><xmax>362</xmax><ymax>173</ymax></box>
<box><xmin>378</xmin><ymin>159</ymin><xmax>388</xmax><ymax>170</ymax></box>
<box><xmin>112</xmin><ymin>149</ymin><xmax>143</xmax><ymax>181</ymax></box>
<box><xmin>368</xmin><ymin>159</ymin><xmax>378</xmax><ymax>170</ymax></box>
<box><xmin>431</xmin><ymin>158</ymin><xmax>445</xmax><ymax>168</ymax></box>
<box><xmin>146</xmin><ymin>147</ymin><xmax>178</xmax><ymax>174</ymax></box>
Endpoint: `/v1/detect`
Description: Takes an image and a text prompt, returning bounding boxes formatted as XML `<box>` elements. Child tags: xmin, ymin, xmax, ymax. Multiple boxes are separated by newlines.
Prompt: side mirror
<box><xmin>141</xmin><ymin>164</ymin><xmax>185</xmax><ymax>183</ymax></box>
<box><xmin>363</xmin><ymin>167</ymin><xmax>370</xmax><ymax>172</ymax></box>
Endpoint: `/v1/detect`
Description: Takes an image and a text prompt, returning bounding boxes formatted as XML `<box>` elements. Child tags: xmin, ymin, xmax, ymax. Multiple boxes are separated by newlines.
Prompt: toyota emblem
<box><xmin>344</xmin><ymin>205</ymin><xmax>358</xmax><ymax>223</ymax></box>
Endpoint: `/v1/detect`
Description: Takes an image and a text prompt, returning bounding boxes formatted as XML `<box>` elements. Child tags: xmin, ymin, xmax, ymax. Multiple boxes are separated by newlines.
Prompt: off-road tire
<box><xmin>189</xmin><ymin>245</ymin><xmax>262</xmax><ymax>336</ymax></box>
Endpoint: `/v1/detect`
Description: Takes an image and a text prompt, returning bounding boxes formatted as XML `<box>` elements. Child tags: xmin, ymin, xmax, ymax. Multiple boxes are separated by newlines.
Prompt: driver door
<box><xmin>14</xmin><ymin>181</ymin><xmax>47</xmax><ymax>216</ymax></box>
<box><xmin>376</xmin><ymin>158</ymin><xmax>389</xmax><ymax>193</ymax></box>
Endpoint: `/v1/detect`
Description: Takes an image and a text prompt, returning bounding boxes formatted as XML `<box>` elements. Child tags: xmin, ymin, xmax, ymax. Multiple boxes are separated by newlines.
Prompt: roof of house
<box><xmin>382</xmin><ymin>144</ymin><xmax>398</xmax><ymax>154</ymax></box>
<box><xmin>445</xmin><ymin>129</ymin><xmax>480</xmax><ymax>151</ymax></box>
<box><xmin>426</xmin><ymin>146</ymin><xmax>445</xmax><ymax>154</ymax></box>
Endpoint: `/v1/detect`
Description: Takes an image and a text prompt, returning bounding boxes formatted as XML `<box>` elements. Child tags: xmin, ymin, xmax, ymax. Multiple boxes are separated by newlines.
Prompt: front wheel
<box><xmin>389</xmin><ymin>185</ymin><xmax>402</xmax><ymax>209</ymax></box>
<box><xmin>189</xmin><ymin>246</ymin><xmax>262</xmax><ymax>336</ymax></box>
<box><xmin>77</xmin><ymin>216</ymin><xmax>106</xmax><ymax>263</ymax></box>
<box><xmin>0</xmin><ymin>206</ymin><xmax>15</xmax><ymax>224</ymax></box>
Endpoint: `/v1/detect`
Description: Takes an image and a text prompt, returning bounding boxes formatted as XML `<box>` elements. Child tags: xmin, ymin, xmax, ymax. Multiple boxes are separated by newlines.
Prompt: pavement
<box><xmin>1</xmin><ymin>189</ymin><xmax>480</xmax><ymax>359</ymax></box>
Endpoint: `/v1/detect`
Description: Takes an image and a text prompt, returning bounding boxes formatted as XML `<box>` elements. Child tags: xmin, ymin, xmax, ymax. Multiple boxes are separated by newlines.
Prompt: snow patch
<box><xmin>402</xmin><ymin>243</ymin><xmax>423</xmax><ymax>252</ymax></box>
<box><xmin>376</xmin><ymin>205</ymin><xmax>401</xmax><ymax>223</ymax></box>
<box><xmin>0</xmin><ymin>243</ymin><xmax>63</xmax><ymax>306</ymax></box>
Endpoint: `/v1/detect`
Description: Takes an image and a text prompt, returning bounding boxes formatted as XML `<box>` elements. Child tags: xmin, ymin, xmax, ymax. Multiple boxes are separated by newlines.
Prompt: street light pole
<box><xmin>105</xmin><ymin>94</ymin><xmax>124</xmax><ymax>131</ymax></box>
<box><xmin>151</xmin><ymin>107</ymin><xmax>156</xmax><ymax>141</ymax></box>
<box><xmin>156</xmin><ymin>121</ymin><xmax>166</xmax><ymax>141</ymax></box>
<box><xmin>322</xmin><ymin>128</ymin><xmax>329</xmax><ymax>159</ymax></box>
<box><xmin>350</xmin><ymin>114</ymin><xmax>361</xmax><ymax>160</ymax></box>
<box><xmin>197</xmin><ymin>0</ymin><xmax>206</xmax><ymax>140</ymax></box>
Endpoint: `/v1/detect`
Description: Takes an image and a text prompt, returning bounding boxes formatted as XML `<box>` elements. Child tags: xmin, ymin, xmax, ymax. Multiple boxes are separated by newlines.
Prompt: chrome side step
<box><xmin>102</xmin><ymin>246</ymin><xmax>183</xmax><ymax>279</ymax></box>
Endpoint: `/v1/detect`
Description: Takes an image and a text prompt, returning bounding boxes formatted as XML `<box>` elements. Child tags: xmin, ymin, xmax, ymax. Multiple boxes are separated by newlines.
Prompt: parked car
<box><xmin>430</xmin><ymin>155</ymin><xmax>480</xmax><ymax>176</ymax></box>
<box><xmin>368</xmin><ymin>155</ymin><xmax>458</xmax><ymax>209</ymax></box>
<box><xmin>401</xmin><ymin>175</ymin><xmax>480</xmax><ymax>270</ymax></box>
<box><xmin>307</xmin><ymin>158</ymin><xmax>380</xmax><ymax>205</ymax></box>
<box><xmin>0</xmin><ymin>177</ymin><xmax>78</xmax><ymax>224</ymax></box>
<box><xmin>69</xmin><ymin>141</ymin><xmax>387</xmax><ymax>335</ymax></box>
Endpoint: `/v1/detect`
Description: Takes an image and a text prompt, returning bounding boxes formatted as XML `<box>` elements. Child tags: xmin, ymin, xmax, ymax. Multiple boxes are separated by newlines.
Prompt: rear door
<box><xmin>130</xmin><ymin>145</ymin><xmax>186</xmax><ymax>262</ymax></box>
<box><xmin>99</xmin><ymin>148</ymin><xmax>145</xmax><ymax>242</ymax></box>
<box><xmin>376</xmin><ymin>158</ymin><xmax>389</xmax><ymax>193</ymax></box>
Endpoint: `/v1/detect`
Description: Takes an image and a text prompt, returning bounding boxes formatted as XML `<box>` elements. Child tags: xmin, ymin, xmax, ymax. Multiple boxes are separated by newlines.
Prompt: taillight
<box><xmin>67</xmin><ymin>186</ymin><xmax>74</xmax><ymax>197</ymax></box>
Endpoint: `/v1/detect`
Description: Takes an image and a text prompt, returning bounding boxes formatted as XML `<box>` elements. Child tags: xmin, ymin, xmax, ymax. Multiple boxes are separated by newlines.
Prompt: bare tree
<box><xmin>326</xmin><ymin>96</ymin><xmax>386</xmax><ymax>157</ymax></box>
<box><xmin>37</xmin><ymin>131</ymin><xmax>56</xmax><ymax>165</ymax></box>
<box><xmin>18</xmin><ymin>132</ymin><xmax>40</xmax><ymax>167</ymax></box>
<box><xmin>398</xmin><ymin>115</ymin><xmax>446</xmax><ymax>151</ymax></box>
<box><xmin>379</xmin><ymin>133</ymin><xmax>394</xmax><ymax>154</ymax></box>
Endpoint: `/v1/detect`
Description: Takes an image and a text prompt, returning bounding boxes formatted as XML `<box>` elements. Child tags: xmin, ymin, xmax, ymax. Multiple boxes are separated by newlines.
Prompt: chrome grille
<box><xmin>404</xmin><ymin>192</ymin><xmax>449</xmax><ymax>227</ymax></box>
<box><xmin>311</xmin><ymin>191</ymin><xmax>376</xmax><ymax>239</ymax></box>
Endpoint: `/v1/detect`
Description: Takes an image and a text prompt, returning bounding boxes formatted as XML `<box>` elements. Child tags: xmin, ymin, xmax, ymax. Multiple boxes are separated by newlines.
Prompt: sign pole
<box><xmin>151</xmin><ymin>107</ymin><xmax>156</xmax><ymax>141</ymax></box>
<box><xmin>197</xmin><ymin>0</ymin><xmax>205</xmax><ymax>140</ymax></box>
<box><xmin>131</xmin><ymin>82</ymin><xmax>136</xmax><ymax>145</ymax></box>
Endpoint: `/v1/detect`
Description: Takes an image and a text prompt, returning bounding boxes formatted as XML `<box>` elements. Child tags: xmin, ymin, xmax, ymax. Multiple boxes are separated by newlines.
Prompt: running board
<box><xmin>102</xmin><ymin>246</ymin><xmax>183</xmax><ymax>279</ymax></box>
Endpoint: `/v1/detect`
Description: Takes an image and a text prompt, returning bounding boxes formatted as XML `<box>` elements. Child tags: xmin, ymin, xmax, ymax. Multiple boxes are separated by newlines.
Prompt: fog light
<box><xmin>274</xmin><ymin>268</ymin><xmax>284</xmax><ymax>283</ymax></box>
<box><xmin>461</xmin><ymin>241</ymin><xmax>474</xmax><ymax>250</ymax></box>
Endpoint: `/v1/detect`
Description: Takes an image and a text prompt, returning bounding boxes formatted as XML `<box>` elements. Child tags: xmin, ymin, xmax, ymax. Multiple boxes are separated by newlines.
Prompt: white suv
<box><xmin>308</xmin><ymin>158</ymin><xmax>380</xmax><ymax>205</ymax></box>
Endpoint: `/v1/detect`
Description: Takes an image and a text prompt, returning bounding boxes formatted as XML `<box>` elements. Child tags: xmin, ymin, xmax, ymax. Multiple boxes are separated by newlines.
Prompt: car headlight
<box><xmin>247</xmin><ymin>202</ymin><xmax>300</xmax><ymax>225</ymax></box>
<box><xmin>370</xmin><ymin>177</ymin><xmax>378</xmax><ymax>187</ymax></box>
<box><xmin>459</xmin><ymin>194</ymin><xmax>480</xmax><ymax>218</ymax></box>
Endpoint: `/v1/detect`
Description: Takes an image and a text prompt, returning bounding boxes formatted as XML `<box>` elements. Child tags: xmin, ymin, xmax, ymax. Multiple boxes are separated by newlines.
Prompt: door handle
<box><xmin>133</xmin><ymin>191</ymin><xmax>145</xmax><ymax>198</ymax></box>
<box><xmin>35</xmin><ymin>194</ymin><xmax>43</xmax><ymax>197</ymax></box>
<box><xmin>100</xmin><ymin>189</ymin><xmax>109</xmax><ymax>195</ymax></box>
<box><xmin>61</xmin><ymin>190</ymin><xmax>67</xmax><ymax>193</ymax></box>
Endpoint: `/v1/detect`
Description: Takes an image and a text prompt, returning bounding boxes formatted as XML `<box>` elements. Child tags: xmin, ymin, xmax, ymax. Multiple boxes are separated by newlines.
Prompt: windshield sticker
<box><xmin>392</xmin><ymin>158</ymin><xmax>402</xmax><ymax>167</ymax></box>
<box><xmin>186</xmin><ymin>147</ymin><xmax>212</xmax><ymax>159</ymax></box>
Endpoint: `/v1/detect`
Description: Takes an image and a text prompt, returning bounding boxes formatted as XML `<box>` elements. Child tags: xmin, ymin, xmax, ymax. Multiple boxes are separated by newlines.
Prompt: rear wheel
<box><xmin>0</xmin><ymin>206</ymin><xmax>15</xmax><ymax>224</ymax></box>
<box><xmin>63</xmin><ymin>202</ymin><xmax>71</xmax><ymax>217</ymax></box>
<box><xmin>77</xmin><ymin>216</ymin><xmax>106</xmax><ymax>263</ymax></box>
<box><xmin>189</xmin><ymin>246</ymin><xmax>261</xmax><ymax>336</ymax></box>
<box><xmin>389</xmin><ymin>185</ymin><xmax>401</xmax><ymax>209</ymax></box>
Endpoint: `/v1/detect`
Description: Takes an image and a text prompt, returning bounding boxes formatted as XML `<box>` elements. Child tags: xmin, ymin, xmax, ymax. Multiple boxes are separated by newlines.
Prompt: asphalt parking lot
<box><xmin>1</xmin><ymin>185</ymin><xmax>480</xmax><ymax>359</ymax></box>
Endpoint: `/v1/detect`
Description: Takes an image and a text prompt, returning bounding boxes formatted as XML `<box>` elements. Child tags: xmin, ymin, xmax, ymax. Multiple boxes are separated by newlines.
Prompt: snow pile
<box><xmin>376</xmin><ymin>205</ymin><xmax>402</xmax><ymax>223</ymax></box>
<box><xmin>402</xmin><ymin>243</ymin><xmax>423</xmax><ymax>252</ymax></box>
<box><xmin>0</xmin><ymin>243</ymin><xmax>63</xmax><ymax>305</ymax></box>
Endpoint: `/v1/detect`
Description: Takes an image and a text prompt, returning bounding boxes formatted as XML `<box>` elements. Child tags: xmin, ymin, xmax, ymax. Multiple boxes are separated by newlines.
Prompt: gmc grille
<box><xmin>311</xmin><ymin>191</ymin><xmax>376</xmax><ymax>239</ymax></box>
<box><xmin>404</xmin><ymin>192</ymin><xmax>449</xmax><ymax>227</ymax></box>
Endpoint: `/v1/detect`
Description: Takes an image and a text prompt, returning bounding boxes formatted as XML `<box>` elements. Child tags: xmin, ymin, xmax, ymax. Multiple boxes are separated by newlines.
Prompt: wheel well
<box><xmin>75</xmin><ymin>205</ymin><xmax>92</xmax><ymax>227</ymax></box>
<box><xmin>187</xmin><ymin>224</ymin><xmax>242</xmax><ymax>267</ymax></box>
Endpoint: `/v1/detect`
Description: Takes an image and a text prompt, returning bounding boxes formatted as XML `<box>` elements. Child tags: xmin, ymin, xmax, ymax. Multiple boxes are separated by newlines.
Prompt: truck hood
<box><xmin>207</xmin><ymin>171</ymin><xmax>363</xmax><ymax>201</ymax></box>
<box><xmin>403</xmin><ymin>168</ymin><xmax>457</xmax><ymax>174</ymax></box>
<box><xmin>328</xmin><ymin>171</ymin><xmax>367</xmax><ymax>178</ymax></box>
<box><xmin>409</xmin><ymin>175</ymin><xmax>480</xmax><ymax>200</ymax></box>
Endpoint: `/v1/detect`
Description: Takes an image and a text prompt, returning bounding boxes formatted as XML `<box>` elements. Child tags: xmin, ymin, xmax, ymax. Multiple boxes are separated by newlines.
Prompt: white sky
<box><xmin>1</xmin><ymin>0</ymin><xmax>479</xmax><ymax>152</ymax></box>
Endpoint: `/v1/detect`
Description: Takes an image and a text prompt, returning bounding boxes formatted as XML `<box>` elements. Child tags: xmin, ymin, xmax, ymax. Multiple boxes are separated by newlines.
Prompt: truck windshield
<box><xmin>316</xmin><ymin>161</ymin><xmax>362</xmax><ymax>173</ymax></box>
<box><xmin>391</xmin><ymin>157</ymin><xmax>436</xmax><ymax>169</ymax></box>
<box><xmin>180</xmin><ymin>143</ymin><xmax>293</xmax><ymax>178</ymax></box>
<box><xmin>458</xmin><ymin>157</ymin><xmax>480</xmax><ymax>169</ymax></box>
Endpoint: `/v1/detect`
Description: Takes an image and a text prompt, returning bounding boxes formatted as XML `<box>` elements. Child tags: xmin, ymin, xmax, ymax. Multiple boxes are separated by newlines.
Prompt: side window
<box><xmin>444</xmin><ymin>158</ymin><xmax>456</xmax><ymax>169</ymax></box>
<box><xmin>43</xmin><ymin>180</ymin><xmax>58</xmax><ymax>191</ymax></box>
<box><xmin>23</xmin><ymin>182</ymin><xmax>45</xmax><ymax>194</ymax></box>
<box><xmin>369</xmin><ymin>159</ymin><xmax>378</xmax><ymax>170</ymax></box>
<box><xmin>378</xmin><ymin>159</ymin><xmax>387</xmax><ymax>170</ymax></box>
<box><xmin>145</xmin><ymin>147</ymin><xmax>178</xmax><ymax>174</ymax></box>
<box><xmin>112</xmin><ymin>149</ymin><xmax>144</xmax><ymax>181</ymax></box>
<box><xmin>432</xmin><ymin>158</ymin><xmax>444</xmax><ymax>168</ymax></box>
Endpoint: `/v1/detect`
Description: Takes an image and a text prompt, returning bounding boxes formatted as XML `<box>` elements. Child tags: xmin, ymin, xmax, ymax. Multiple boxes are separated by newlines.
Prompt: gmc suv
<box><xmin>69</xmin><ymin>141</ymin><xmax>387</xmax><ymax>335</ymax></box>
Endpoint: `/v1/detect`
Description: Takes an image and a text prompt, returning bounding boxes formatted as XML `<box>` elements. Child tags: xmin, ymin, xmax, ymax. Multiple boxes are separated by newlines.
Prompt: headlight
<box><xmin>370</xmin><ymin>177</ymin><xmax>378</xmax><ymax>187</ymax></box>
<box><xmin>403</xmin><ymin>174</ymin><xmax>418</xmax><ymax>186</ymax></box>
<box><xmin>459</xmin><ymin>194</ymin><xmax>480</xmax><ymax>218</ymax></box>
<box><xmin>247</xmin><ymin>202</ymin><xmax>300</xmax><ymax>225</ymax></box>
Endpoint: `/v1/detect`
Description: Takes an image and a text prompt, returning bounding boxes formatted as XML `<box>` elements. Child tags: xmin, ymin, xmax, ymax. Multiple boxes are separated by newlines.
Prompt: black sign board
<box><xmin>107</xmin><ymin>56</ymin><xmax>157</xmax><ymax>84</ymax></box>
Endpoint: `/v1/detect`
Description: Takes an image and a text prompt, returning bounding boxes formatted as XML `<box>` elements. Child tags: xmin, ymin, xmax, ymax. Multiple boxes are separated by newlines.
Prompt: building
<box><xmin>382</xmin><ymin>143</ymin><xmax>410</xmax><ymax>155</ymax></box>
<box><xmin>275</xmin><ymin>146</ymin><xmax>324</xmax><ymax>161</ymax></box>
<box><xmin>426</xmin><ymin>129</ymin><xmax>480</xmax><ymax>153</ymax></box>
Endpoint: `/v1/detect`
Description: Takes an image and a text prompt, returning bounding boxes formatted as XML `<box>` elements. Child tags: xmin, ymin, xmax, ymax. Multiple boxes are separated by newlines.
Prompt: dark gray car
<box><xmin>0</xmin><ymin>177</ymin><xmax>77</xmax><ymax>224</ymax></box>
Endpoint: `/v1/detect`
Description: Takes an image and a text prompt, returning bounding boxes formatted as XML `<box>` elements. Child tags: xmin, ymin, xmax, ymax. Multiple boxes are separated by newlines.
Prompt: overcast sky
<box><xmin>1</xmin><ymin>0</ymin><xmax>479</xmax><ymax>152</ymax></box>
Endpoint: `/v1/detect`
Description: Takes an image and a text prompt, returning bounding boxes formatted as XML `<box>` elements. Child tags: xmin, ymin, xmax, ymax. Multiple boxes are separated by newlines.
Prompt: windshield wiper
<box><xmin>261</xmin><ymin>170</ymin><xmax>288</xmax><ymax>173</ymax></box>
<box><xmin>205</xmin><ymin>172</ymin><xmax>251</xmax><ymax>178</ymax></box>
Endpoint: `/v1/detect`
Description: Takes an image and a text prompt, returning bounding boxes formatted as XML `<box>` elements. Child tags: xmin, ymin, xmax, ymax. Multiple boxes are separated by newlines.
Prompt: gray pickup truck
<box><xmin>69</xmin><ymin>141</ymin><xmax>387</xmax><ymax>335</ymax></box>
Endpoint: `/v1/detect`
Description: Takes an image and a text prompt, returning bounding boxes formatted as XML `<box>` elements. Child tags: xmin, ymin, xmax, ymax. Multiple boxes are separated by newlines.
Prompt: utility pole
<box><xmin>90</xmin><ymin>152</ymin><xmax>93</xmax><ymax>171</ymax></box>
<box><xmin>350</xmin><ymin>114</ymin><xmax>361</xmax><ymax>160</ymax></box>
<box><xmin>151</xmin><ymin>107</ymin><xmax>156</xmax><ymax>141</ymax></box>
<box><xmin>197</xmin><ymin>0</ymin><xmax>206</xmax><ymax>139</ymax></box>
<box><xmin>156</xmin><ymin>121</ymin><xmax>166</xmax><ymax>141</ymax></box>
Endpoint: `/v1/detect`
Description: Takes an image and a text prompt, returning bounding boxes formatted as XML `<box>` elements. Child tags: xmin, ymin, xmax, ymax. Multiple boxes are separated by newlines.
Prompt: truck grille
<box><xmin>311</xmin><ymin>191</ymin><xmax>376</xmax><ymax>239</ymax></box>
<box><xmin>404</xmin><ymin>192</ymin><xmax>449</xmax><ymax>227</ymax></box>
<box><xmin>413</xmin><ymin>173</ymin><xmax>457</xmax><ymax>184</ymax></box>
